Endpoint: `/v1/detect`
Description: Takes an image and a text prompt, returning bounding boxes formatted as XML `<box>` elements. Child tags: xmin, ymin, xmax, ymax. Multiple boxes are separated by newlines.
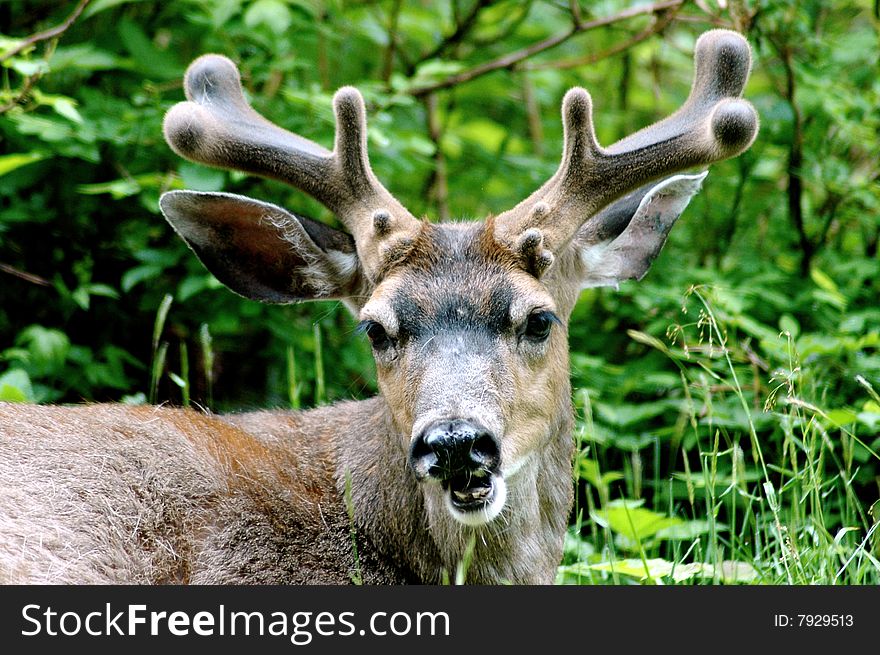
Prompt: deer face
<box><xmin>159</xmin><ymin>30</ymin><xmax>757</xmax><ymax>527</ymax></box>
<box><xmin>358</xmin><ymin>222</ymin><xmax>568</xmax><ymax>525</ymax></box>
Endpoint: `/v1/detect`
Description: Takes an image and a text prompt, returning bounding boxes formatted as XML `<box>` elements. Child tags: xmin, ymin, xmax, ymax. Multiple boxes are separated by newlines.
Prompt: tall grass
<box><xmin>148</xmin><ymin>294</ymin><xmax>173</xmax><ymax>405</ymax></box>
<box><xmin>148</xmin><ymin>300</ymin><xmax>333</xmax><ymax>411</ymax></box>
<box><xmin>313</xmin><ymin>323</ymin><xmax>326</xmax><ymax>405</ymax></box>
<box><xmin>199</xmin><ymin>323</ymin><xmax>214</xmax><ymax>409</ymax></box>
<box><xmin>560</xmin><ymin>286</ymin><xmax>880</xmax><ymax>585</ymax></box>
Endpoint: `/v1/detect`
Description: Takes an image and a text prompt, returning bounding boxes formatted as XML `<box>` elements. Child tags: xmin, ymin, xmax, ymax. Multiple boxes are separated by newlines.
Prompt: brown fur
<box><xmin>0</xmin><ymin>225</ymin><xmax>577</xmax><ymax>585</ymax></box>
<box><xmin>0</xmin><ymin>395</ymin><xmax>570</xmax><ymax>584</ymax></box>
<box><xmin>0</xmin><ymin>402</ymin><xmax>394</xmax><ymax>583</ymax></box>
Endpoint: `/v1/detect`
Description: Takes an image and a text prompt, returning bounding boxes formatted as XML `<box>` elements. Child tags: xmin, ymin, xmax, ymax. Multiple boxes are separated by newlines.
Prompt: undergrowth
<box><xmin>559</xmin><ymin>285</ymin><xmax>880</xmax><ymax>585</ymax></box>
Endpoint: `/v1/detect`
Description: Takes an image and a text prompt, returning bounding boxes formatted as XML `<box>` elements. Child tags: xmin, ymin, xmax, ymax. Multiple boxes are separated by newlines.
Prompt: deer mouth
<box><xmin>442</xmin><ymin>470</ymin><xmax>507</xmax><ymax>525</ymax></box>
<box><xmin>444</xmin><ymin>470</ymin><xmax>494</xmax><ymax>510</ymax></box>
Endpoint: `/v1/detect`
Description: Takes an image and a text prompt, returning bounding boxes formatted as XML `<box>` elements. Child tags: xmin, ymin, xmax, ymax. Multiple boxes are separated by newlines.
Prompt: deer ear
<box><xmin>572</xmin><ymin>172</ymin><xmax>708</xmax><ymax>290</ymax></box>
<box><xmin>159</xmin><ymin>191</ymin><xmax>365</xmax><ymax>305</ymax></box>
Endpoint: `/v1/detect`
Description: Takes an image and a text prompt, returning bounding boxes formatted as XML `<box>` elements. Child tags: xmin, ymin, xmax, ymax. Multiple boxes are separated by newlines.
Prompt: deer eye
<box><xmin>523</xmin><ymin>310</ymin><xmax>559</xmax><ymax>342</ymax></box>
<box><xmin>359</xmin><ymin>320</ymin><xmax>394</xmax><ymax>351</ymax></box>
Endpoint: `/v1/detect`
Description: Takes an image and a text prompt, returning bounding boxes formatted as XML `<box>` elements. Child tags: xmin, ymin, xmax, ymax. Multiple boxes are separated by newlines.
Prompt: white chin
<box><xmin>445</xmin><ymin>476</ymin><xmax>507</xmax><ymax>526</ymax></box>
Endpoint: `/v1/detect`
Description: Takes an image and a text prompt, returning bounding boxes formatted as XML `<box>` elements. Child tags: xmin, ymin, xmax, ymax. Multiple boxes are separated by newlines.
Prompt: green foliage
<box><xmin>1</xmin><ymin>0</ymin><xmax>877</xmax><ymax>583</ymax></box>
<box><xmin>569</xmin><ymin>282</ymin><xmax>880</xmax><ymax>584</ymax></box>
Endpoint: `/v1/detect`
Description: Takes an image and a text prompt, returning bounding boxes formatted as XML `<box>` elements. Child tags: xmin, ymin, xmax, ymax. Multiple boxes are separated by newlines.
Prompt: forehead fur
<box><xmin>402</xmin><ymin>219</ymin><xmax>520</xmax><ymax>270</ymax></box>
<box><xmin>373</xmin><ymin>221</ymin><xmax>550</xmax><ymax>338</ymax></box>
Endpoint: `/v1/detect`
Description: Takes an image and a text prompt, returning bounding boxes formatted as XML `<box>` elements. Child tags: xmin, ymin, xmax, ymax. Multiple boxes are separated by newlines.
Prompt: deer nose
<box><xmin>409</xmin><ymin>419</ymin><xmax>500</xmax><ymax>481</ymax></box>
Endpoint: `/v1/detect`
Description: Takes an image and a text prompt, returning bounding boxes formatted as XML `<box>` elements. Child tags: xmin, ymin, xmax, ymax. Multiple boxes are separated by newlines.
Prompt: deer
<box><xmin>0</xmin><ymin>30</ymin><xmax>757</xmax><ymax>585</ymax></box>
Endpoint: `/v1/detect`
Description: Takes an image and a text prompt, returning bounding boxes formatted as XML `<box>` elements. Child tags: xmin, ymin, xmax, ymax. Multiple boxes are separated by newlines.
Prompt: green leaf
<box><xmin>244</xmin><ymin>0</ymin><xmax>293</xmax><ymax>35</ymax></box>
<box><xmin>588</xmin><ymin>558</ymin><xmax>757</xmax><ymax>584</ymax></box>
<box><xmin>810</xmin><ymin>267</ymin><xmax>840</xmax><ymax>294</ymax></box>
<box><xmin>0</xmin><ymin>369</ymin><xmax>33</xmax><ymax>402</ymax></box>
<box><xmin>0</xmin><ymin>36</ymin><xmax>25</xmax><ymax>58</ymax></box>
<box><xmin>627</xmin><ymin>329</ymin><xmax>671</xmax><ymax>355</ymax></box>
<box><xmin>78</xmin><ymin>173</ymin><xmax>167</xmax><ymax>199</ymax></box>
<box><xmin>121</xmin><ymin>264</ymin><xmax>163</xmax><ymax>292</ymax></box>
<box><xmin>412</xmin><ymin>59</ymin><xmax>465</xmax><ymax>83</ymax></box>
<box><xmin>733</xmin><ymin>314</ymin><xmax>779</xmax><ymax>343</ymax></box>
<box><xmin>78</xmin><ymin>178</ymin><xmax>142</xmax><ymax>198</ymax></box>
<box><xmin>813</xmin><ymin>289</ymin><xmax>848</xmax><ymax>311</ymax></box>
<box><xmin>48</xmin><ymin>97</ymin><xmax>83</xmax><ymax>124</ymax></box>
<box><xmin>84</xmin><ymin>0</ymin><xmax>152</xmax><ymax>18</ymax></box>
<box><xmin>9</xmin><ymin>114</ymin><xmax>99</xmax><ymax>162</ymax></box>
<box><xmin>11</xmin><ymin>114</ymin><xmax>73</xmax><ymax>141</ymax></box>
<box><xmin>118</xmin><ymin>18</ymin><xmax>181</xmax><ymax>79</ymax></box>
<box><xmin>591</xmin><ymin>500</ymin><xmax>684</xmax><ymax>543</ymax></box>
<box><xmin>133</xmin><ymin>248</ymin><xmax>181</xmax><ymax>267</ymax></box>
<box><xmin>655</xmin><ymin>520</ymin><xmax>728</xmax><ymax>541</ymax></box>
<box><xmin>168</xmin><ymin>372</ymin><xmax>187</xmax><ymax>389</ymax></box>
<box><xmin>179</xmin><ymin>162</ymin><xmax>226</xmax><ymax>192</ymax></box>
<box><xmin>670</xmin><ymin>562</ymin><xmax>714</xmax><ymax>582</ymax></box>
<box><xmin>825</xmin><ymin>408</ymin><xmax>859</xmax><ymax>428</ymax></box>
<box><xmin>50</xmin><ymin>44</ymin><xmax>127</xmax><ymax>72</ymax></box>
<box><xmin>778</xmin><ymin>313</ymin><xmax>800</xmax><ymax>339</ymax></box>
<box><xmin>594</xmin><ymin>399</ymin><xmax>675</xmax><ymax>428</ymax></box>
<box><xmin>0</xmin><ymin>152</ymin><xmax>47</xmax><ymax>176</ymax></box>
<box><xmin>177</xmin><ymin>275</ymin><xmax>219</xmax><ymax>301</ymax></box>
<box><xmin>857</xmin><ymin>407</ymin><xmax>880</xmax><ymax>432</ymax></box>
<box><xmin>85</xmin><ymin>283</ymin><xmax>120</xmax><ymax>299</ymax></box>
<box><xmin>68</xmin><ymin>283</ymin><xmax>120</xmax><ymax>311</ymax></box>
<box><xmin>589</xmin><ymin>558</ymin><xmax>675</xmax><ymax>581</ymax></box>
<box><xmin>9</xmin><ymin>326</ymin><xmax>70</xmax><ymax>377</ymax></box>
<box><xmin>72</xmin><ymin>286</ymin><xmax>91</xmax><ymax>310</ymax></box>
<box><xmin>561</xmin><ymin>529</ymin><xmax>596</xmax><ymax>563</ymax></box>
<box><xmin>453</xmin><ymin>118</ymin><xmax>507</xmax><ymax>153</ymax></box>
<box><xmin>577</xmin><ymin>458</ymin><xmax>624</xmax><ymax>490</ymax></box>
<box><xmin>810</xmin><ymin>267</ymin><xmax>847</xmax><ymax>309</ymax></box>
<box><xmin>712</xmin><ymin>561</ymin><xmax>758</xmax><ymax>584</ymax></box>
<box><xmin>6</xmin><ymin>58</ymin><xmax>50</xmax><ymax>76</ymax></box>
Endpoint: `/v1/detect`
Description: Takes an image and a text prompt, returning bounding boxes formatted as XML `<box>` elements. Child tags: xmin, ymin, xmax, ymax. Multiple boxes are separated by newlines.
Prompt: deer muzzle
<box><xmin>409</xmin><ymin>419</ymin><xmax>503</xmax><ymax>518</ymax></box>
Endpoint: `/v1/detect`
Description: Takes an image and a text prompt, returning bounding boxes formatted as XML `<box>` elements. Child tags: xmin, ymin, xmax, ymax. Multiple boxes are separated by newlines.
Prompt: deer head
<box><xmin>160</xmin><ymin>30</ymin><xmax>757</xmax><ymax>528</ymax></box>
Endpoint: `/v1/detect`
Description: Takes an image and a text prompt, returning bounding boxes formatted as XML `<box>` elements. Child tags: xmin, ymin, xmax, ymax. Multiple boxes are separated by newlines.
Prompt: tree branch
<box><xmin>0</xmin><ymin>74</ymin><xmax>39</xmax><ymax>114</ymax></box>
<box><xmin>569</xmin><ymin>0</ymin><xmax>584</xmax><ymax>27</ymax></box>
<box><xmin>523</xmin><ymin>8</ymin><xmax>679</xmax><ymax>71</ymax></box>
<box><xmin>382</xmin><ymin>0</ymin><xmax>404</xmax><ymax>83</ymax></box>
<box><xmin>772</xmin><ymin>36</ymin><xmax>812</xmax><ymax>276</ymax></box>
<box><xmin>0</xmin><ymin>0</ymin><xmax>91</xmax><ymax>114</ymax></box>
<box><xmin>471</xmin><ymin>0</ymin><xmax>534</xmax><ymax>49</ymax></box>
<box><xmin>521</xmin><ymin>72</ymin><xmax>544</xmax><ymax>156</ymax></box>
<box><xmin>408</xmin><ymin>0</ymin><xmax>684</xmax><ymax>97</ymax></box>
<box><xmin>425</xmin><ymin>93</ymin><xmax>450</xmax><ymax>222</ymax></box>
<box><xmin>316</xmin><ymin>9</ymin><xmax>331</xmax><ymax>90</ymax></box>
<box><xmin>0</xmin><ymin>0</ymin><xmax>91</xmax><ymax>62</ymax></box>
<box><xmin>413</xmin><ymin>0</ymin><xmax>493</xmax><ymax>71</ymax></box>
<box><xmin>0</xmin><ymin>263</ymin><xmax>51</xmax><ymax>287</ymax></box>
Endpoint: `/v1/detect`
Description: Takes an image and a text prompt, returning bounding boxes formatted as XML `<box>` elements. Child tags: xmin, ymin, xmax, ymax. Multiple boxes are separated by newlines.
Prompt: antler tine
<box><xmin>163</xmin><ymin>54</ymin><xmax>420</xmax><ymax>278</ymax></box>
<box><xmin>494</xmin><ymin>29</ymin><xmax>759</xmax><ymax>258</ymax></box>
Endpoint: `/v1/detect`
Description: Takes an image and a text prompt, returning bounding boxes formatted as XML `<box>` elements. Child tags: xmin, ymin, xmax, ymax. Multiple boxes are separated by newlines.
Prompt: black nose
<box><xmin>409</xmin><ymin>419</ymin><xmax>500</xmax><ymax>481</ymax></box>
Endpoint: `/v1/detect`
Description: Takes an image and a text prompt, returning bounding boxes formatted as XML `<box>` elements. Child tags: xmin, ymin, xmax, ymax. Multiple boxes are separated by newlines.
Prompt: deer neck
<box><xmin>336</xmin><ymin>395</ymin><xmax>574</xmax><ymax>584</ymax></box>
